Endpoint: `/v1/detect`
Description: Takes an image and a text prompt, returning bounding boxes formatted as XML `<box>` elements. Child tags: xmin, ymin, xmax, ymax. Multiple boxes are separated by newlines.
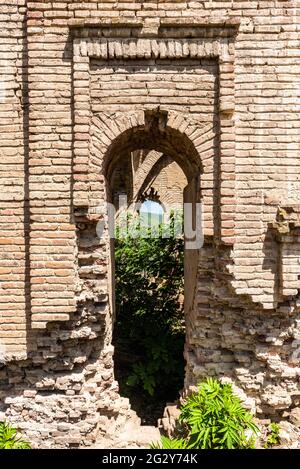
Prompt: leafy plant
<box><xmin>113</xmin><ymin>212</ymin><xmax>185</xmax><ymax>420</ymax></box>
<box><xmin>0</xmin><ymin>421</ymin><xmax>31</xmax><ymax>449</ymax></box>
<box><xmin>179</xmin><ymin>378</ymin><xmax>259</xmax><ymax>449</ymax></box>
<box><xmin>152</xmin><ymin>378</ymin><xmax>259</xmax><ymax>449</ymax></box>
<box><xmin>151</xmin><ymin>435</ymin><xmax>188</xmax><ymax>449</ymax></box>
<box><xmin>264</xmin><ymin>422</ymin><xmax>280</xmax><ymax>448</ymax></box>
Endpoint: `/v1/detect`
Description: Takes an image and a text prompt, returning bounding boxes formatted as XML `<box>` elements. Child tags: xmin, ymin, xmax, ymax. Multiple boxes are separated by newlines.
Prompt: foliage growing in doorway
<box><xmin>113</xmin><ymin>212</ymin><xmax>185</xmax><ymax>420</ymax></box>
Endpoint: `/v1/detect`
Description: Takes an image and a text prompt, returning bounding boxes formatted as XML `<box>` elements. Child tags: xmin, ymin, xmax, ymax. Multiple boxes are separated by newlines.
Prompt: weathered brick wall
<box><xmin>0</xmin><ymin>0</ymin><xmax>300</xmax><ymax>448</ymax></box>
<box><xmin>0</xmin><ymin>1</ymin><xmax>27</xmax><ymax>357</ymax></box>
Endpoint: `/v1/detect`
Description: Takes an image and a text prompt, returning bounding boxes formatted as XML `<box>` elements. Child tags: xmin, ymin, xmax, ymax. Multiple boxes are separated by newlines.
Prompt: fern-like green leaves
<box><xmin>0</xmin><ymin>421</ymin><xmax>31</xmax><ymax>449</ymax></box>
<box><xmin>151</xmin><ymin>378</ymin><xmax>259</xmax><ymax>450</ymax></box>
<box><xmin>179</xmin><ymin>378</ymin><xmax>259</xmax><ymax>449</ymax></box>
<box><xmin>151</xmin><ymin>435</ymin><xmax>188</xmax><ymax>449</ymax></box>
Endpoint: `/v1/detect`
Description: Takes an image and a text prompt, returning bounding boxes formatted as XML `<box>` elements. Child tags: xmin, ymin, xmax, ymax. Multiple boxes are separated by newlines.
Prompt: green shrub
<box><xmin>264</xmin><ymin>422</ymin><xmax>280</xmax><ymax>448</ymax></box>
<box><xmin>180</xmin><ymin>378</ymin><xmax>259</xmax><ymax>449</ymax></box>
<box><xmin>0</xmin><ymin>421</ymin><xmax>31</xmax><ymax>449</ymax></box>
<box><xmin>152</xmin><ymin>378</ymin><xmax>259</xmax><ymax>449</ymax></box>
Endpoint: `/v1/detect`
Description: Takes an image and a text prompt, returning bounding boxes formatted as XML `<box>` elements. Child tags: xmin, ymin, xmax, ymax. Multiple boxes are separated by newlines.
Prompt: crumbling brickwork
<box><xmin>0</xmin><ymin>1</ymin><xmax>300</xmax><ymax>448</ymax></box>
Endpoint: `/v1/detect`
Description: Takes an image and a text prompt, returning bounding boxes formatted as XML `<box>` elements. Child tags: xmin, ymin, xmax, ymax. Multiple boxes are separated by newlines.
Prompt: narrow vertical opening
<box><xmin>102</xmin><ymin>123</ymin><xmax>201</xmax><ymax>427</ymax></box>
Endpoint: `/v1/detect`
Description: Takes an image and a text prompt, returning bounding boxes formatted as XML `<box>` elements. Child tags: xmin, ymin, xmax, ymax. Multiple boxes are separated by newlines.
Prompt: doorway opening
<box><xmin>113</xmin><ymin>189</ymin><xmax>185</xmax><ymax>424</ymax></box>
<box><xmin>102</xmin><ymin>116</ymin><xmax>201</xmax><ymax>426</ymax></box>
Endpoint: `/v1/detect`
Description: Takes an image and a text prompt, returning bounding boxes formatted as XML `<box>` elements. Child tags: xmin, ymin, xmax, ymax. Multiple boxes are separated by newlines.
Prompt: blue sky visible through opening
<box><xmin>140</xmin><ymin>200</ymin><xmax>164</xmax><ymax>226</ymax></box>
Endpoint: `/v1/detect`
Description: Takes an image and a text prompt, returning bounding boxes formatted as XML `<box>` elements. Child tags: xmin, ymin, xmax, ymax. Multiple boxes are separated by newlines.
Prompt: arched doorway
<box><xmin>101</xmin><ymin>110</ymin><xmax>202</xmax><ymax>426</ymax></box>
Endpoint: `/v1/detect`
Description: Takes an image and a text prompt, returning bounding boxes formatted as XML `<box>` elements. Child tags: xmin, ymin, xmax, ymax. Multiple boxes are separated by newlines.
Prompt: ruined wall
<box><xmin>0</xmin><ymin>1</ymin><xmax>27</xmax><ymax>356</ymax></box>
<box><xmin>0</xmin><ymin>1</ymin><xmax>300</xmax><ymax>448</ymax></box>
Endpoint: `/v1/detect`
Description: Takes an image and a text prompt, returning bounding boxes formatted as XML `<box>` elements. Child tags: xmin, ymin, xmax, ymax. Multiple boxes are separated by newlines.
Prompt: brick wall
<box><xmin>0</xmin><ymin>1</ymin><xmax>300</xmax><ymax>448</ymax></box>
<box><xmin>0</xmin><ymin>1</ymin><xmax>27</xmax><ymax>357</ymax></box>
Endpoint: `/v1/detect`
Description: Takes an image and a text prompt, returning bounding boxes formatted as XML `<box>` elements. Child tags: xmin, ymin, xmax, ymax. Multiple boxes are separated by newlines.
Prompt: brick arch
<box><xmin>86</xmin><ymin>110</ymin><xmax>217</xmax><ymax>233</ymax></box>
<box><xmin>86</xmin><ymin>110</ymin><xmax>216</xmax><ymax>207</ymax></box>
<box><xmin>90</xmin><ymin>110</ymin><xmax>212</xmax><ymax>178</ymax></box>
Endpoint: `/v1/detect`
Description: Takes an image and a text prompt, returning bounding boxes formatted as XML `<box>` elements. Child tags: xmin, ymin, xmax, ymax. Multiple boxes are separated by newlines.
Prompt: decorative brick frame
<box><xmin>72</xmin><ymin>25</ymin><xmax>238</xmax><ymax>245</ymax></box>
